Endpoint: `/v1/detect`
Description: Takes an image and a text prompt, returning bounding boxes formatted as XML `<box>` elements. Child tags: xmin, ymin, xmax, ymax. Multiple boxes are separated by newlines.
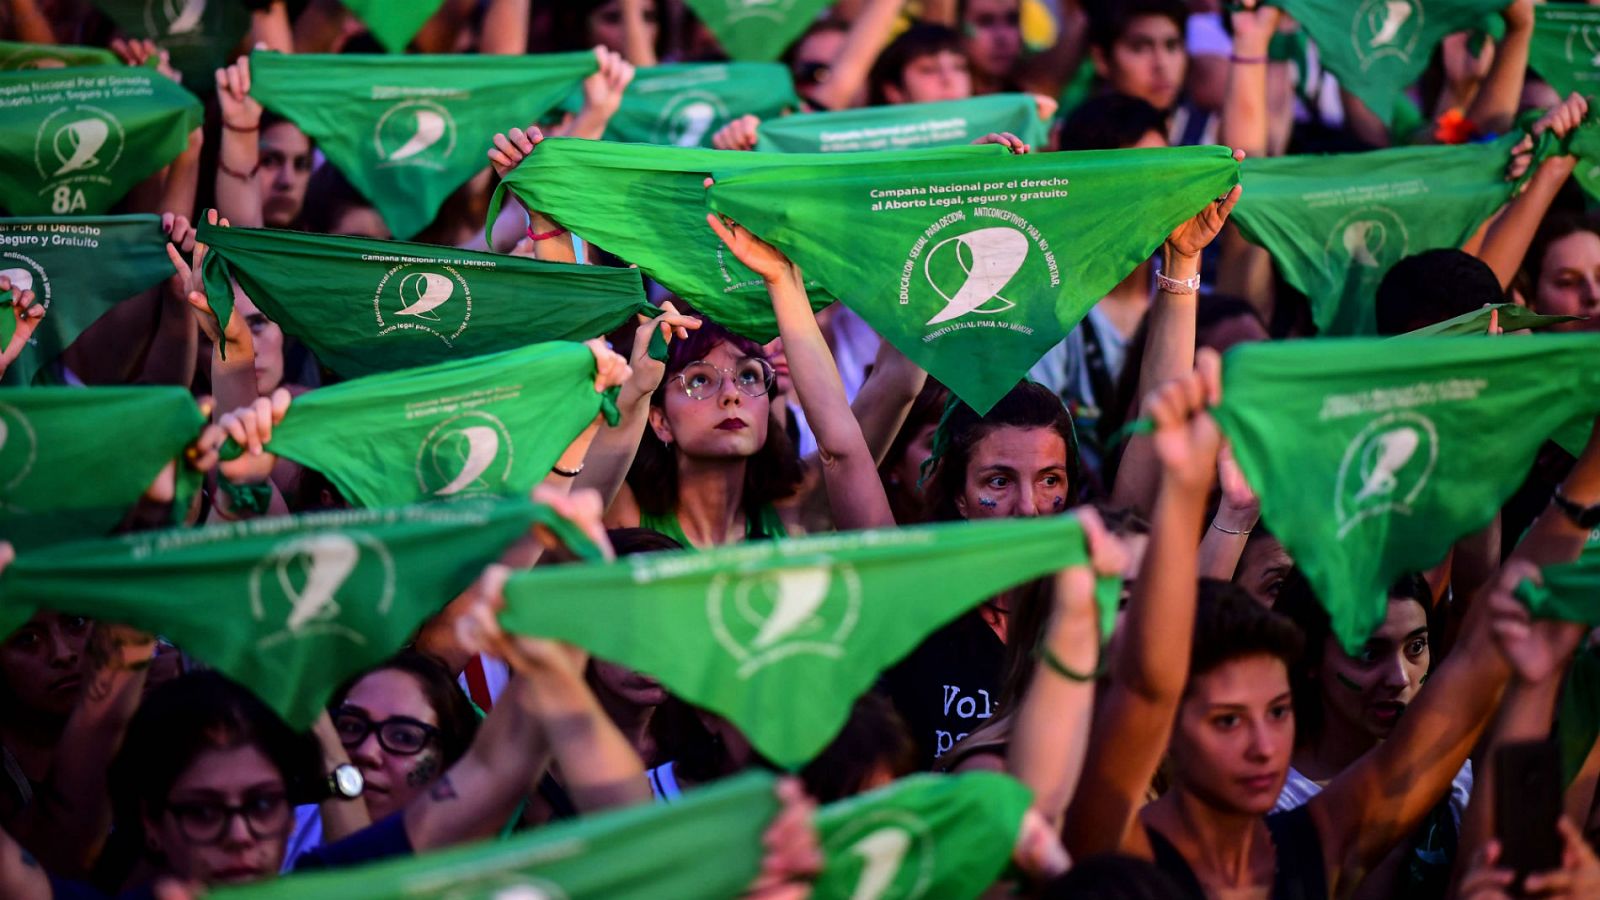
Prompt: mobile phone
<box><xmin>1494</xmin><ymin>738</ymin><xmax>1563</xmax><ymax>880</ymax></box>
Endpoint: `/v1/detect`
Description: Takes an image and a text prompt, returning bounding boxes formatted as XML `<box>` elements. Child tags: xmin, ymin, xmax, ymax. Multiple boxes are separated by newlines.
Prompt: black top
<box><xmin>879</xmin><ymin>609</ymin><xmax>1006</xmax><ymax>769</ymax></box>
<box><xmin>1145</xmin><ymin>806</ymin><xmax>1329</xmax><ymax>900</ymax></box>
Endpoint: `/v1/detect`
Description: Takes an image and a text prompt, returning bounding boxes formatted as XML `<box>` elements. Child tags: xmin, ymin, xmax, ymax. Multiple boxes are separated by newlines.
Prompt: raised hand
<box><xmin>0</xmin><ymin>275</ymin><xmax>46</xmax><ymax>381</ymax></box>
<box><xmin>454</xmin><ymin>563</ymin><xmax>591</xmax><ymax>677</ymax></box>
<box><xmin>1166</xmin><ymin>150</ymin><xmax>1245</xmax><ymax>260</ymax></box>
<box><xmin>711</xmin><ymin>114</ymin><xmax>761</xmax><ymax>151</ymax></box>
<box><xmin>110</xmin><ymin>37</ymin><xmax>178</xmax><ymax>83</ymax></box>
<box><xmin>172</xmin><ymin>209</ymin><xmax>249</xmax><ymax>348</ymax></box>
<box><xmin>584</xmin><ymin>337</ymin><xmax>633</xmax><ymax>395</ymax></box>
<box><xmin>581</xmin><ymin>45</ymin><xmax>635</xmax><ymax>122</ymax></box>
<box><xmin>1508</xmin><ymin>93</ymin><xmax>1590</xmax><ymax>182</ymax></box>
<box><xmin>1146</xmin><ymin>348</ymin><xmax>1223</xmax><ymax>492</ymax></box>
<box><xmin>1484</xmin><ymin>559</ymin><xmax>1585</xmax><ymax>684</ymax></box>
<box><xmin>623</xmin><ymin>300</ymin><xmax>701</xmax><ymax>400</ymax></box>
<box><xmin>973</xmin><ymin>132</ymin><xmax>1030</xmax><ymax>154</ymax></box>
<box><xmin>704</xmin><ymin>186</ymin><xmax>798</xmax><ymax>285</ymax></box>
<box><xmin>203</xmin><ymin>388</ymin><xmax>292</xmax><ymax>485</ymax></box>
<box><xmin>1229</xmin><ymin>0</ymin><xmax>1281</xmax><ymax>53</ymax></box>
<box><xmin>215</xmin><ymin>54</ymin><xmax>262</xmax><ymax>134</ymax></box>
<box><xmin>487</xmin><ymin>124</ymin><xmax>545</xmax><ymax>179</ymax></box>
<box><xmin>745</xmin><ymin>778</ymin><xmax>822</xmax><ymax>900</ymax></box>
<box><xmin>1216</xmin><ymin>441</ymin><xmax>1260</xmax><ymax>526</ymax></box>
<box><xmin>531</xmin><ymin>484</ymin><xmax>616</xmax><ymax>562</ymax></box>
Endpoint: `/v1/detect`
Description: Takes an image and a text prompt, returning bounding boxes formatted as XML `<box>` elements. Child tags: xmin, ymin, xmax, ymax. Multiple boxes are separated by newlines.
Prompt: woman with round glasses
<box><xmin>611</xmin><ymin>212</ymin><xmax>894</xmax><ymax>548</ymax></box>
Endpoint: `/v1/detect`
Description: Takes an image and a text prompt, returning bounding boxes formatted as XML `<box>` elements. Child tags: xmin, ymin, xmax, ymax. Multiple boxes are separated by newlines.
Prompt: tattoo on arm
<box><xmin>404</xmin><ymin>753</ymin><xmax>440</xmax><ymax>790</ymax></box>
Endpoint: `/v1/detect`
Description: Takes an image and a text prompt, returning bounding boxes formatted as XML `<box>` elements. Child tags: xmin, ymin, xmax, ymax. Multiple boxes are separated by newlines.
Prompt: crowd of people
<box><xmin>2</xmin><ymin>0</ymin><xmax>1600</xmax><ymax>897</ymax></box>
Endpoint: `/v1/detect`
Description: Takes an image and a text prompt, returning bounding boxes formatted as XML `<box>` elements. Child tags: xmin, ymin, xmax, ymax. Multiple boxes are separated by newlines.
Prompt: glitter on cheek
<box><xmin>978</xmin><ymin>497</ymin><xmax>998</xmax><ymax>509</ymax></box>
<box><xmin>1052</xmin><ymin>496</ymin><xmax>1065</xmax><ymax>510</ymax></box>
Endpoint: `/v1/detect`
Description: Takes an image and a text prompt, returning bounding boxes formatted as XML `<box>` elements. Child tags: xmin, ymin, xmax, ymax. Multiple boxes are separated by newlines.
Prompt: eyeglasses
<box><xmin>333</xmin><ymin>708</ymin><xmax>439</xmax><ymax>756</ymax></box>
<box><xmin>672</xmin><ymin>358</ymin><xmax>775</xmax><ymax>401</ymax></box>
<box><xmin>165</xmin><ymin>790</ymin><xmax>289</xmax><ymax>845</ymax></box>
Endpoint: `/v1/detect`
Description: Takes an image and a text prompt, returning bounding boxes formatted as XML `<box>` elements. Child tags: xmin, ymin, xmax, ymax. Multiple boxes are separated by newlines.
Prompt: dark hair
<box><xmin>1272</xmin><ymin>569</ymin><xmax>1437</xmax><ymax>745</ymax></box>
<box><xmin>923</xmin><ymin>381</ymin><xmax>1082</xmax><ymax>521</ymax></box>
<box><xmin>1188</xmin><ymin>579</ymin><xmax>1304</xmax><ymax>683</ymax></box>
<box><xmin>330</xmin><ymin>650</ymin><xmax>480</xmax><ymax>767</ymax></box>
<box><xmin>1521</xmin><ymin>210</ymin><xmax>1600</xmax><ymax>300</ymax></box>
<box><xmin>799</xmin><ymin>694</ymin><xmax>915</xmax><ymax>803</ymax></box>
<box><xmin>1040</xmin><ymin>853</ymin><xmax>1191</xmax><ymax>899</ymax></box>
<box><xmin>299</xmin><ymin>164</ymin><xmax>377</xmax><ymax>236</ymax></box>
<box><xmin>879</xmin><ymin>378</ymin><xmax>951</xmax><ymax>525</ymax></box>
<box><xmin>1374</xmin><ymin>249</ymin><xmax>1504</xmax><ymax>335</ymax></box>
<box><xmin>1083</xmin><ymin>0</ymin><xmax>1188</xmax><ymax>53</ymax></box>
<box><xmin>606</xmin><ymin>527</ymin><xmax>686</xmax><ymax>557</ymax></box>
<box><xmin>649</xmin><ymin>697</ymin><xmax>773</xmax><ymax>784</ymax></box>
<box><xmin>109</xmin><ymin>672</ymin><xmax>320</xmax><ymax>857</ymax></box>
<box><xmin>868</xmin><ymin>23</ymin><xmax>966</xmax><ymax>105</ymax></box>
<box><xmin>625</xmin><ymin>310</ymin><xmax>804</xmax><ymax>519</ymax></box>
<box><xmin>1058</xmin><ymin>94</ymin><xmax>1167</xmax><ymax>151</ymax></box>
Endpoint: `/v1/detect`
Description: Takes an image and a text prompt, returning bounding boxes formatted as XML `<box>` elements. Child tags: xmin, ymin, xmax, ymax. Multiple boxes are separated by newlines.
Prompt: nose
<box><xmin>347</xmin><ymin>732</ymin><xmax>384</xmax><ymax>770</ymax></box>
<box><xmin>48</xmin><ymin>627</ymin><xmax>78</xmax><ymax>668</ymax></box>
<box><xmin>717</xmin><ymin>373</ymin><xmax>743</xmax><ymax>407</ymax></box>
<box><xmin>1244</xmin><ymin>720</ymin><xmax>1279</xmax><ymax>762</ymax></box>
<box><xmin>1377</xmin><ymin>653</ymin><xmax>1412</xmax><ymax>693</ymax></box>
<box><xmin>1014</xmin><ymin>483</ymin><xmax>1042</xmax><ymax>518</ymax></box>
<box><xmin>272</xmin><ymin>167</ymin><xmax>293</xmax><ymax>189</ymax></box>
<box><xmin>218</xmin><ymin>809</ymin><xmax>256</xmax><ymax>849</ymax></box>
<box><xmin>1581</xmin><ymin>277</ymin><xmax>1600</xmax><ymax>311</ymax></box>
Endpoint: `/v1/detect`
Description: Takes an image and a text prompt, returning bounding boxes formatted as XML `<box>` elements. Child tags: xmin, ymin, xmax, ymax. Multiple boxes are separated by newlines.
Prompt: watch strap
<box><xmin>1552</xmin><ymin>487</ymin><xmax>1600</xmax><ymax>530</ymax></box>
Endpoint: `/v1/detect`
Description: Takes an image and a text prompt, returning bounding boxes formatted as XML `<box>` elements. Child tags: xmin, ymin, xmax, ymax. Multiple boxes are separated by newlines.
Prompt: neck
<box><xmin>1295</xmin><ymin>715</ymin><xmax>1379</xmax><ymax>782</ymax></box>
<box><xmin>1156</xmin><ymin>785</ymin><xmax>1269</xmax><ymax>888</ymax></box>
<box><xmin>673</xmin><ymin>453</ymin><xmax>748</xmax><ymax>548</ymax></box>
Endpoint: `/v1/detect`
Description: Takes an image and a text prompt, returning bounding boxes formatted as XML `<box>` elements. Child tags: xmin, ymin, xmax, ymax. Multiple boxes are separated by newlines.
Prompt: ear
<box><xmin>954</xmin><ymin>493</ymin><xmax>968</xmax><ymax>519</ymax></box>
<box><xmin>647</xmin><ymin>405</ymin><xmax>673</xmax><ymax>446</ymax></box>
<box><xmin>883</xmin><ymin>81</ymin><xmax>907</xmax><ymax>105</ymax></box>
<box><xmin>1089</xmin><ymin>45</ymin><xmax>1109</xmax><ymax>79</ymax></box>
<box><xmin>140</xmin><ymin>804</ymin><xmax>164</xmax><ymax>857</ymax></box>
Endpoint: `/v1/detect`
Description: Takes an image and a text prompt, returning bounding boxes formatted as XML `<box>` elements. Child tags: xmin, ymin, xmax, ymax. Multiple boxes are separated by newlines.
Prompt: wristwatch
<box><xmin>1551</xmin><ymin>487</ymin><xmax>1600</xmax><ymax>530</ymax></box>
<box><xmin>324</xmin><ymin>763</ymin><xmax>364</xmax><ymax>801</ymax></box>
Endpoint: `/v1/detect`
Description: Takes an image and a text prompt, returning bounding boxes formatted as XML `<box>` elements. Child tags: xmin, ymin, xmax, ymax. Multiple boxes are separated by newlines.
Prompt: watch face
<box><xmin>334</xmin><ymin>765</ymin><xmax>364</xmax><ymax>798</ymax></box>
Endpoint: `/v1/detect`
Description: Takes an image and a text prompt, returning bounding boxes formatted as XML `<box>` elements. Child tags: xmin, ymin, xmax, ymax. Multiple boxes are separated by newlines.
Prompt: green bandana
<box><xmin>1214</xmin><ymin>335</ymin><xmax>1600</xmax><ymax>654</ymax></box>
<box><xmin>0</xmin><ymin>41</ymin><xmax>119</xmax><ymax>71</ymax></box>
<box><xmin>567</xmin><ymin>62</ymin><xmax>800</xmax><ymax>148</ymax></box>
<box><xmin>0</xmin><ymin>214</ymin><xmax>175</xmax><ymax>385</ymax></box>
<box><xmin>0</xmin><ymin>66</ymin><xmax>202</xmax><ymax>217</ymax></box>
<box><xmin>209</xmin><ymin>771</ymin><xmax>776</xmax><ymax>900</ymax></box>
<box><xmin>1529</xmin><ymin>5</ymin><xmax>1600</xmax><ymax>100</ymax></box>
<box><xmin>487</xmin><ymin>138</ymin><xmax>1005</xmax><ymax>341</ymax></box>
<box><xmin>0</xmin><ymin>497</ymin><xmax>594</xmax><ymax>727</ymax></box>
<box><xmin>1270</xmin><ymin>0</ymin><xmax>1508</xmax><ymax>124</ymax></box>
<box><xmin>0</xmin><ymin>386</ymin><xmax>202</xmax><ymax>553</ymax></box>
<box><xmin>228</xmin><ymin>341</ymin><xmax>619</xmax><ymax>509</ymax></box>
<box><xmin>339</xmin><ymin>0</ymin><xmax>449</xmax><ymax>54</ymax></box>
<box><xmin>90</xmin><ymin>0</ymin><xmax>250</xmax><ymax>91</ymax></box>
<box><xmin>1518</xmin><ymin>536</ymin><xmax>1600</xmax><ymax>787</ymax></box>
<box><xmin>707</xmin><ymin>146</ymin><xmax>1240</xmax><ymax>413</ymax></box>
<box><xmin>683</xmin><ymin>0</ymin><xmax>837</xmax><ymax>61</ymax></box>
<box><xmin>756</xmin><ymin>94</ymin><xmax>1049</xmax><ymax>155</ymax></box>
<box><xmin>249</xmin><ymin>51</ymin><xmax>597</xmax><ymax>240</ymax></box>
<box><xmin>1231</xmin><ymin>136</ymin><xmax>1517</xmax><ymax>336</ymax></box>
<box><xmin>195</xmin><ymin>221</ymin><xmax>652</xmax><ymax>378</ymax></box>
<box><xmin>1398</xmin><ymin>303</ymin><xmax>1583</xmax><ymax>337</ymax></box>
<box><xmin>499</xmin><ymin>515</ymin><xmax>1118</xmax><ymax>768</ymax></box>
<box><xmin>814</xmin><ymin>773</ymin><xmax>1033</xmax><ymax>900</ymax></box>
<box><xmin>1558</xmin><ymin>645</ymin><xmax>1600</xmax><ymax>788</ymax></box>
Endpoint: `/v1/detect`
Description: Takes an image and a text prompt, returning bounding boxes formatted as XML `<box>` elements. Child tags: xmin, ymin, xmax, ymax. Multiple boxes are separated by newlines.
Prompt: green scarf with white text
<box><xmin>756</xmin><ymin>94</ymin><xmax>1049</xmax><ymax>154</ymax></box>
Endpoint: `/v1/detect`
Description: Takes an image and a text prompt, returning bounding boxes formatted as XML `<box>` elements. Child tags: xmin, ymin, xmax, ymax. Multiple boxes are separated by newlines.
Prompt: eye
<box><xmin>1407</xmin><ymin>638</ymin><xmax>1428</xmax><ymax>658</ymax></box>
<box><xmin>685</xmin><ymin>372</ymin><xmax>711</xmax><ymax>389</ymax></box>
<box><xmin>6</xmin><ymin>630</ymin><xmax>41</xmax><ymax>651</ymax></box>
<box><xmin>1357</xmin><ymin>647</ymin><xmax>1380</xmax><ymax>665</ymax></box>
<box><xmin>1268</xmin><ymin>703</ymin><xmax>1293</xmax><ymax>721</ymax></box>
<box><xmin>1040</xmin><ymin>474</ymin><xmax>1062</xmax><ymax>487</ymax></box>
<box><xmin>985</xmin><ymin>475</ymin><xmax>1010</xmax><ymax>489</ymax></box>
<box><xmin>1212</xmin><ymin>714</ymin><xmax>1239</xmax><ymax>730</ymax></box>
<box><xmin>736</xmin><ymin>363</ymin><xmax>764</xmax><ymax>386</ymax></box>
<box><xmin>62</xmin><ymin>616</ymin><xmax>90</xmax><ymax>633</ymax></box>
<box><xmin>1263</xmin><ymin>579</ymin><xmax>1284</xmax><ymax>600</ymax></box>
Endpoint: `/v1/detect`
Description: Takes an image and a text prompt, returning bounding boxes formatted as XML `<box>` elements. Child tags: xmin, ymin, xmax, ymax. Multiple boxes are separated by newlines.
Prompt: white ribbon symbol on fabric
<box><xmin>1367</xmin><ymin>1</ymin><xmax>1413</xmax><ymax>49</ymax></box>
<box><xmin>279</xmin><ymin>534</ymin><xmax>359</xmax><ymax>634</ymax></box>
<box><xmin>395</xmin><ymin>272</ymin><xmax>454</xmax><ymax>320</ymax></box>
<box><xmin>53</xmin><ymin>118</ymin><xmax>109</xmax><ymax>175</ymax></box>
<box><xmin>431</xmin><ymin>426</ymin><xmax>500</xmax><ymax>496</ymax></box>
<box><xmin>388</xmin><ymin>109</ymin><xmax>448</xmax><ymax>162</ymax></box>
<box><xmin>923</xmin><ymin>226</ymin><xmax>1027</xmax><ymax>326</ymax></box>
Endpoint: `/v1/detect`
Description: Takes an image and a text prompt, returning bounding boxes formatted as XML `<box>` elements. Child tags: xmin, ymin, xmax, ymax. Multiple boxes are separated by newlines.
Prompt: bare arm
<box><xmin>214</xmin><ymin>55</ymin><xmax>265</xmax><ymax>229</ymax></box>
<box><xmin>3</xmin><ymin>0</ymin><xmax>54</xmax><ymax>44</ymax></box>
<box><xmin>310</xmin><ymin>712</ymin><xmax>372</xmax><ymax>843</ymax></box>
<box><xmin>619</xmin><ymin>0</ymin><xmax>657</xmax><ymax>67</ymax></box>
<box><xmin>291</xmin><ymin>0</ymin><xmax>349</xmax><ymax>53</ymax></box>
<box><xmin>708</xmin><ymin>212</ymin><xmax>894</xmax><ymax>530</ymax></box>
<box><xmin>1476</xmin><ymin>95</ymin><xmax>1588</xmax><ymax>289</ymax></box>
<box><xmin>138</xmin><ymin>214</ymin><xmax>200</xmax><ymax>388</ymax></box>
<box><xmin>566</xmin><ymin>48</ymin><xmax>635</xmax><ymax>142</ymax></box>
<box><xmin>252</xmin><ymin>1</ymin><xmax>294</xmax><ymax>52</ymax></box>
<box><xmin>1065</xmin><ymin>353</ymin><xmax>1222</xmax><ymax>859</ymax></box>
<box><xmin>807</xmin><ymin>0</ymin><xmax>905</xmax><ymax>112</ymax></box>
<box><xmin>850</xmin><ymin>339</ymin><xmax>926</xmax><ymax>468</ymax></box>
<box><xmin>1008</xmin><ymin>510</ymin><xmax>1126</xmax><ymax>828</ymax></box>
<box><xmin>480</xmin><ymin>0</ymin><xmax>529</xmax><ymax>55</ymax></box>
<box><xmin>1197</xmin><ymin>445</ymin><xmax>1260</xmax><ymax>581</ymax></box>
<box><xmin>1464</xmin><ymin>1</ymin><xmax>1534</xmax><ymax>137</ymax></box>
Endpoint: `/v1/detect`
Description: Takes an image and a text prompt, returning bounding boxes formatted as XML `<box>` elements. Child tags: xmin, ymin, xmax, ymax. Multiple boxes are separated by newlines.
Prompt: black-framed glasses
<box><xmin>672</xmin><ymin>358</ymin><xmax>775</xmax><ymax>401</ymax></box>
<box><xmin>332</xmin><ymin>708</ymin><xmax>439</xmax><ymax>756</ymax></box>
<box><xmin>165</xmin><ymin>790</ymin><xmax>289</xmax><ymax>845</ymax></box>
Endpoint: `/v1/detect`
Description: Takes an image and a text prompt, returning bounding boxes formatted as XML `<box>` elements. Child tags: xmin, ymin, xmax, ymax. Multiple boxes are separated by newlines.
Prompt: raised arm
<box><xmin>4</xmin><ymin>0</ymin><xmax>55</xmax><ymax>43</ymax></box>
<box><xmin>1464</xmin><ymin>0</ymin><xmax>1534</xmax><ymax>137</ymax></box>
<box><xmin>252</xmin><ymin>0</ymin><xmax>294</xmax><ymax>52</ymax></box>
<box><xmin>1008</xmin><ymin>509</ymin><xmax>1128</xmax><ymax>828</ymax></box>
<box><xmin>0</xmin><ymin>277</ymin><xmax>45</xmax><ymax>383</ymax></box>
<box><xmin>707</xmin><ymin>208</ymin><xmax>894</xmax><ymax>531</ymax></box>
<box><xmin>1065</xmin><ymin>352</ymin><xmax>1221</xmax><ymax>859</ymax></box>
<box><xmin>619</xmin><ymin>0</ymin><xmax>658</xmax><ymax>67</ymax></box>
<box><xmin>1110</xmin><ymin>166</ymin><xmax>1241</xmax><ymax>517</ymax></box>
<box><xmin>565</xmin><ymin>47</ymin><xmax>635</xmax><ymax>142</ymax></box>
<box><xmin>483</xmin><ymin>125</ymin><xmax>577</xmax><ymax>261</ymax></box>
<box><xmin>536</xmin><ymin>339</ymin><xmax>634</xmax><ymax>500</ymax></box>
<box><xmin>807</xmin><ymin>0</ymin><xmax>905</xmax><ymax>112</ymax></box>
<box><xmin>1197</xmin><ymin>444</ymin><xmax>1261</xmax><ymax>580</ymax></box>
<box><xmin>1476</xmin><ymin>94</ymin><xmax>1588</xmax><ymax>290</ymax></box>
<box><xmin>213</xmin><ymin>55</ymin><xmax>265</xmax><ymax>228</ymax></box>
<box><xmin>480</xmin><ymin>0</ymin><xmax>529</xmax><ymax>55</ymax></box>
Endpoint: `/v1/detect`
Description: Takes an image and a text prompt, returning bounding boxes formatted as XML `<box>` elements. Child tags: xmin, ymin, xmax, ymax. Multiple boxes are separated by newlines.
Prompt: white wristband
<box><xmin>1156</xmin><ymin>271</ymin><xmax>1201</xmax><ymax>295</ymax></box>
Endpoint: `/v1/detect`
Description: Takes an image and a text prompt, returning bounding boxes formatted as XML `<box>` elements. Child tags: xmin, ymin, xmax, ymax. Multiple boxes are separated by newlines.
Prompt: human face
<box><xmin>146</xmin><ymin>744</ymin><xmax>289</xmax><ymax>885</ymax></box>
<box><xmin>1169</xmin><ymin>654</ymin><xmax>1295</xmax><ymax>816</ymax></box>
<box><xmin>0</xmin><ymin>611</ymin><xmax>89</xmax><ymax>719</ymax></box>
<box><xmin>955</xmin><ymin>425</ymin><xmax>1070</xmax><ymax>519</ymax></box>
<box><xmin>1317</xmin><ymin>599</ymin><xmax>1428</xmax><ymax>740</ymax></box>
<box><xmin>963</xmin><ymin>0</ymin><xmax>1022</xmax><ymax>82</ymax></box>
<box><xmin>888</xmin><ymin>422</ymin><xmax>939</xmax><ymax>495</ymax></box>
<box><xmin>588</xmin><ymin>0</ymin><xmax>656</xmax><ymax>55</ymax></box>
<box><xmin>652</xmin><ymin>341</ymin><xmax>772</xmax><ymax>461</ymax></box>
<box><xmin>337</xmin><ymin>669</ymin><xmax>441</xmax><ymax>820</ymax></box>
<box><xmin>1097</xmin><ymin>15</ymin><xmax>1187</xmax><ymax>112</ymax></box>
<box><xmin>1235</xmin><ymin>535</ymin><xmax>1293</xmax><ymax>607</ymax></box>
<box><xmin>255</xmin><ymin>122</ymin><xmax>311</xmax><ymax>228</ymax></box>
<box><xmin>235</xmin><ymin>292</ymin><xmax>283</xmax><ymax>397</ymax></box>
<box><xmin>1535</xmin><ymin>231</ymin><xmax>1600</xmax><ymax>331</ymax></box>
<box><xmin>792</xmin><ymin>29</ymin><xmax>847</xmax><ymax>107</ymax></box>
<box><xmin>887</xmin><ymin>50</ymin><xmax>973</xmax><ymax>105</ymax></box>
<box><xmin>591</xmin><ymin>659</ymin><xmax>668</xmax><ymax>708</ymax></box>
<box><xmin>328</xmin><ymin>206</ymin><xmax>390</xmax><ymax>240</ymax></box>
